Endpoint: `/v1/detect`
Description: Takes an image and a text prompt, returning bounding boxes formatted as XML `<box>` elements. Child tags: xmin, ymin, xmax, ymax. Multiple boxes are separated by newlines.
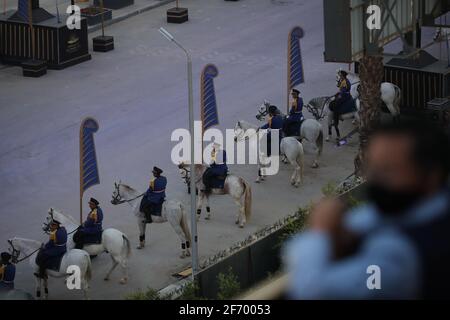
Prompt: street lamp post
<box><xmin>159</xmin><ymin>27</ymin><xmax>199</xmax><ymax>278</ymax></box>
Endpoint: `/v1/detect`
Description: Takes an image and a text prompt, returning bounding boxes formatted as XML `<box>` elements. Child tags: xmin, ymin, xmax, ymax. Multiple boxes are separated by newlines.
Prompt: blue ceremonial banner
<box><xmin>200</xmin><ymin>64</ymin><xmax>219</xmax><ymax>132</ymax></box>
<box><xmin>288</xmin><ymin>26</ymin><xmax>305</xmax><ymax>90</ymax></box>
<box><xmin>79</xmin><ymin>117</ymin><xmax>100</xmax><ymax>203</ymax></box>
<box><xmin>17</xmin><ymin>0</ymin><xmax>29</xmax><ymax>22</ymax></box>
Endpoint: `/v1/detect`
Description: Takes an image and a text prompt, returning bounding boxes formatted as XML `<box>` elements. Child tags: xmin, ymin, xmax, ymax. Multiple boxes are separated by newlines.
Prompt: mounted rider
<box><xmin>331</xmin><ymin>69</ymin><xmax>354</xmax><ymax>124</ymax></box>
<box><xmin>73</xmin><ymin>198</ymin><xmax>103</xmax><ymax>249</ymax></box>
<box><xmin>202</xmin><ymin>143</ymin><xmax>228</xmax><ymax>194</ymax></box>
<box><xmin>260</xmin><ymin>105</ymin><xmax>284</xmax><ymax>157</ymax></box>
<box><xmin>35</xmin><ymin>220</ymin><xmax>67</xmax><ymax>279</ymax></box>
<box><xmin>140</xmin><ymin>167</ymin><xmax>167</xmax><ymax>223</ymax></box>
<box><xmin>0</xmin><ymin>252</ymin><xmax>15</xmax><ymax>291</ymax></box>
<box><xmin>284</xmin><ymin>89</ymin><xmax>305</xmax><ymax>137</ymax></box>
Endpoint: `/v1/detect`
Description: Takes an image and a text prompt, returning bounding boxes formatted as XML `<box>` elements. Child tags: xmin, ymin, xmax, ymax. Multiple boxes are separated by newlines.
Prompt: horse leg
<box><xmin>255</xmin><ymin>166</ymin><xmax>262</xmax><ymax>183</ymax></box>
<box><xmin>35</xmin><ymin>276</ymin><xmax>42</xmax><ymax>299</ymax></box>
<box><xmin>311</xmin><ymin>143</ymin><xmax>320</xmax><ymax>169</ymax></box>
<box><xmin>137</xmin><ymin>219</ymin><xmax>146</xmax><ymax>249</ymax></box>
<box><xmin>82</xmin><ymin>277</ymin><xmax>90</xmax><ymax>300</ymax></box>
<box><xmin>334</xmin><ymin>124</ymin><xmax>341</xmax><ymax>141</ymax></box>
<box><xmin>168</xmin><ymin>212</ymin><xmax>189</xmax><ymax>258</ymax></box>
<box><xmin>44</xmin><ymin>278</ymin><xmax>49</xmax><ymax>299</ymax></box>
<box><xmin>104</xmin><ymin>255</ymin><xmax>119</xmax><ymax>281</ymax></box>
<box><xmin>326</xmin><ymin>113</ymin><xmax>334</xmax><ymax>141</ymax></box>
<box><xmin>233</xmin><ymin>198</ymin><xmax>245</xmax><ymax>227</ymax></box>
<box><xmin>196</xmin><ymin>193</ymin><xmax>204</xmax><ymax>221</ymax></box>
<box><xmin>293</xmin><ymin>165</ymin><xmax>302</xmax><ymax>188</ymax></box>
<box><xmin>119</xmin><ymin>258</ymin><xmax>129</xmax><ymax>285</ymax></box>
<box><xmin>205</xmin><ymin>195</ymin><xmax>211</xmax><ymax>220</ymax></box>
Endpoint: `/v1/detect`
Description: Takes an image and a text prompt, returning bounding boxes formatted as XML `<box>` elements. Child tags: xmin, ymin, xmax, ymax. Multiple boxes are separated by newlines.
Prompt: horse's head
<box><xmin>111</xmin><ymin>181</ymin><xmax>140</xmax><ymax>205</ymax></box>
<box><xmin>7</xmin><ymin>238</ymin><xmax>21</xmax><ymax>264</ymax></box>
<box><xmin>111</xmin><ymin>181</ymin><xmax>125</xmax><ymax>205</ymax></box>
<box><xmin>256</xmin><ymin>100</ymin><xmax>270</xmax><ymax>121</ymax></box>
<box><xmin>7</xmin><ymin>238</ymin><xmax>41</xmax><ymax>263</ymax></box>
<box><xmin>43</xmin><ymin>208</ymin><xmax>76</xmax><ymax>232</ymax></box>
<box><xmin>234</xmin><ymin>121</ymin><xmax>258</xmax><ymax>143</ymax></box>
<box><xmin>177</xmin><ymin>162</ymin><xmax>191</xmax><ymax>184</ymax></box>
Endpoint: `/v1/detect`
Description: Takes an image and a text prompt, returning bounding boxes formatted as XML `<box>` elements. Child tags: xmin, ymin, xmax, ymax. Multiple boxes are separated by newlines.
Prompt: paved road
<box><xmin>0</xmin><ymin>0</ymin><xmax>358</xmax><ymax>299</ymax></box>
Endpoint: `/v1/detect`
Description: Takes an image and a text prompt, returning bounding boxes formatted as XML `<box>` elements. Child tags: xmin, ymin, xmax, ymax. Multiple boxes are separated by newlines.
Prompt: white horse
<box><xmin>111</xmin><ymin>182</ymin><xmax>192</xmax><ymax>258</ymax></box>
<box><xmin>177</xmin><ymin>163</ymin><xmax>252</xmax><ymax>228</ymax></box>
<box><xmin>44</xmin><ymin>208</ymin><xmax>131</xmax><ymax>284</ymax></box>
<box><xmin>305</xmin><ymin>72</ymin><xmax>402</xmax><ymax>141</ymax></box>
<box><xmin>7</xmin><ymin>237</ymin><xmax>91</xmax><ymax>299</ymax></box>
<box><xmin>234</xmin><ymin>121</ymin><xmax>305</xmax><ymax>187</ymax></box>
<box><xmin>347</xmin><ymin>73</ymin><xmax>402</xmax><ymax>118</ymax></box>
<box><xmin>255</xmin><ymin>101</ymin><xmax>323</xmax><ymax>168</ymax></box>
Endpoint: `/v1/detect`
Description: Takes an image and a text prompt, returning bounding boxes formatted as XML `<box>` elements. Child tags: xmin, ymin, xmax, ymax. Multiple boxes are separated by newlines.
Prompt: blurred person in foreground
<box><xmin>284</xmin><ymin>120</ymin><xmax>450</xmax><ymax>299</ymax></box>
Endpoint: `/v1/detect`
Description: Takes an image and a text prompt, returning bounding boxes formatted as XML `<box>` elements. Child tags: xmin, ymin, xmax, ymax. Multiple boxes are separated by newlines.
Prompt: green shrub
<box><xmin>278</xmin><ymin>207</ymin><xmax>309</xmax><ymax>245</ymax></box>
<box><xmin>125</xmin><ymin>287</ymin><xmax>171</xmax><ymax>300</ymax></box>
<box><xmin>178</xmin><ymin>281</ymin><xmax>207</xmax><ymax>300</ymax></box>
<box><xmin>217</xmin><ymin>268</ymin><xmax>241</xmax><ymax>300</ymax></box>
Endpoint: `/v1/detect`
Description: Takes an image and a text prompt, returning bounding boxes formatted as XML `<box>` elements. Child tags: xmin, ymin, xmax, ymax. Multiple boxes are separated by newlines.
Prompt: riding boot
<box><xmin>34</xmin><ymin>266</ymin><xmax>47</xmax><ymax>279</ymax></box>
<box><xmin>145</xmin><ymin>209</ymin><xmax>153</xmax><ymax>224</ymax></box>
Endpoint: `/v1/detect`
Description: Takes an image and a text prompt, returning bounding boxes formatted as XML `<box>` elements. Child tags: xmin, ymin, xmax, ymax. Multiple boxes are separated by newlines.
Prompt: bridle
<box><xmin>178</xmin><ymin>166</ymin><xmax>191</xmax><ymax>187</ymax></box>
<box><xmin>7</xmin><ymin>239</ymin><xmax>41</xmax><ymax>264</ymax></box>
<box><xmin>42</xmin><ymin>208</ymin><xmax>81</xmax><ymax>235</ymax></box>
<box><xmin>111</xmin><ymin>182</ymin><xmax>144</xmax><ymax>205</ymax></box>
<box><xmin>178</xmin><ymin>165</ymin><xmax>202</xmax><ymax>185</ymax></box>
<box><xmin>256</xmin><ymin>101</ymin><xmax>271</xmax><ymax>121</ymax></box>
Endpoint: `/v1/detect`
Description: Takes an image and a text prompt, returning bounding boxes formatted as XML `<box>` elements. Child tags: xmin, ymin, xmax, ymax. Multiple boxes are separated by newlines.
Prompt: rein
<box><xmin>116</xmin><ymin>193</ymin><xmax>145</xmax><ymax>205</ymax></box>
<box><xmin>180</xmin><ymin>166</ymin><xmax>202</xmax><ymax>185</ymax></box>
<box><xmin>8</xmin><ymin>240</ymin><xmax>41</xmax><ymax>264</ymax></box>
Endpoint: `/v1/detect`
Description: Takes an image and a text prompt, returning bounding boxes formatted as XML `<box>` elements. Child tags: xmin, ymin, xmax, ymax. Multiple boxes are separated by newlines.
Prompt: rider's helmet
<box><xmin>268</xmin><ymin>105</ymin><xmax>278</xmax><ymax>116</ymax></box>
<box><xmin>1</xmin><ymin>252</ymin><xmax>12</xmax><ymax>263</ymax></box>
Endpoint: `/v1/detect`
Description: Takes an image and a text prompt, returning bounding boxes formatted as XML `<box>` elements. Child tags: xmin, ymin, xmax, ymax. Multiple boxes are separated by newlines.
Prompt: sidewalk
<box><xmin>1</xmin><ymin>0</ymin><xmax>174</xmax><ymax>32</ymax></box>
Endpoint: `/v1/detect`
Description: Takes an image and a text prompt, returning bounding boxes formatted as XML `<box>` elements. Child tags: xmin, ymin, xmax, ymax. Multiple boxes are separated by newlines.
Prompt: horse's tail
<box><xmin>84</xmin><ymin>253</ymin><xmax>92</xmax><ymax>282</ymax></box>
<box><xmin>316</xmin><ymin>129</ymin><xmax>324</xmax><ymax>157</ymax></box>
<box><xmin>180</xmin><ymin>204</ymin><xmax>192</xmax><ymax>243</ymax></box>
<box><xmin>122</xmin><ymin>234</ymin><xmax>132</xmax><ymax>259</ymax></box>
<box><xmin>241</xmin><ymin>178</ymin><xmax>252</xmax><ymax>222</ymax></box>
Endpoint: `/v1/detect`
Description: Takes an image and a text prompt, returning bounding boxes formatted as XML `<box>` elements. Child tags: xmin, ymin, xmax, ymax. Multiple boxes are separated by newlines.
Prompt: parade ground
<box><xmin>0</xmin><ymin>0</ymin><xmax>360</xmax><ymax>299</ymax></box>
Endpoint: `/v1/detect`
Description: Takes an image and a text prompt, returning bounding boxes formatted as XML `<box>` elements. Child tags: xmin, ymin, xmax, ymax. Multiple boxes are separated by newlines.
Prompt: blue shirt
<box><xmin>261</xmin><ymin>115</ymin><xmax>284</xmax><ymax>130</ymax></box>
<box><xmin>0</xmin><ymin>263</ymin><xmax>15</xmax><ymax>289</ymax></box>
<box><xmin>146</xmin><ymin>176</ymin><xmax>167</xmax><ymax>204</ymax></box>
<box><xmin>210</xmin><ymin>150</ymin><xmax>228</xmax><ymax>176</ymax></box>
<box><xmin>284</xmin><ymin>190</ymin><xmax>449</xmax><ymax>299</ymax></box>
<box><xmin>289</xmin><ymin>98</ymin><xmax>304</xmax><ymax>122</ymax></box>
<box><xmin>338</xmin><ymin>78</ymin><xmax>352</xmax><ymax>102</ymax></box>
<box><xmin>82</xmin><ymin>207</ymin><xmax>103</xmax><ymax>234</ymax></box>
<box><xmin>44</xmin><ymin>227</ymin><xmax>67</xmax><ymax>256</ymax></box>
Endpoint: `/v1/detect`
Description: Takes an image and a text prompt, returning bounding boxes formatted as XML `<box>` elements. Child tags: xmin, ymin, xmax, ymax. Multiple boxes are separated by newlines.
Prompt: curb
<box><xmin>88</xmin><ymin>0</ymin><xmax>174</xmax><ymax>33</ymax></box>
<box><xmin>158</xmin><ymin>278</ymin><xmax>192</xmax><ymax>299</ymax></box>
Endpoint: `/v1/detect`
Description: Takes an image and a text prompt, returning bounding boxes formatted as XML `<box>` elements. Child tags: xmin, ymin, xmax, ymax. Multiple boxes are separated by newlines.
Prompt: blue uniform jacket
<box><xmin>82</xmin><ymin>207</ymin><xmax>103</xmax><ymax>235</ymax></box>
<box><xmin>338</xmin><ymin>78</ymin><xmax>352</xmax><ymax>102</ymax></box>
<box><xmin>261</xmin><ymin>115</ymin><xmax>284</xmax><ymax>130</ymax></box>
<box><xmin>146</xmin><ymin>176</ymin><xmax>167</xmax><ymax>204</ymax></box>
<box><xmin>289</xmin><ymin>97</ymin><xmax>304</xmax><ymax>122</ymax></box>
<box><xmin>0</xmin><ymin>263</ymin><xmax>15</xmax><ymax>289</ymax></box>
<box><xmin>210</xmin><ymin>150</ymin><xmax>228</xmax><ymax>176</ymax></box>
<box><xmin>43</xmin><ymin>227</ymin><xmax>67</xmax><ymax>256</ymax></box>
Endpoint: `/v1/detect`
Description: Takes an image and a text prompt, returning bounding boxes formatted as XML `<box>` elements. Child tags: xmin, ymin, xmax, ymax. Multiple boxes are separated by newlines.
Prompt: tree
<box><xmin>354</xmin><ymin>53</ymin><xmax>384</xmax><ymax>176</ymax></box>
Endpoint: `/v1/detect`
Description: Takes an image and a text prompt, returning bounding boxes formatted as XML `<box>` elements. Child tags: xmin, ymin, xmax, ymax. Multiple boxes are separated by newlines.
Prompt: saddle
<box><xmin>141</xmin><ymin>200</ymin><xmax>164</xmax><ymax>224</ymax></box>
<box><xmin>332</xmin><ymin>98</ymin><xmax>357</xmax><ymax>119</ymax></box>
<box><xmin>285</xmin><ymin>119</ymin><xmax>305</xmax><ymax>137</ymax></box>
<box><xmin>83</xmin><ymin>231</ymin><xmax>103</xmax><ymax>245</ymax></box>
<box><xmin>210</xmin><ymin>175</ymin><xmax>227</xmax><ymax>189</ymax></box>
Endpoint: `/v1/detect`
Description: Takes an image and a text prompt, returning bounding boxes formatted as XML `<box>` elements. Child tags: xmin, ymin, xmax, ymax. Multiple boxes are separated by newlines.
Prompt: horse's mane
<box><xmin>50</xmin><ymin>208</ymin><xmax>78</xmax><ymax>227</ymax></box>
<box><xmin>11</xmin><ymin>237</ymin><xmax>42</xmax><ymax>251</ymax></box>
<box><xmin>238</xmin><ymin>120</ymin><xmax>259</xmax><ymax>130</ymax></box>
